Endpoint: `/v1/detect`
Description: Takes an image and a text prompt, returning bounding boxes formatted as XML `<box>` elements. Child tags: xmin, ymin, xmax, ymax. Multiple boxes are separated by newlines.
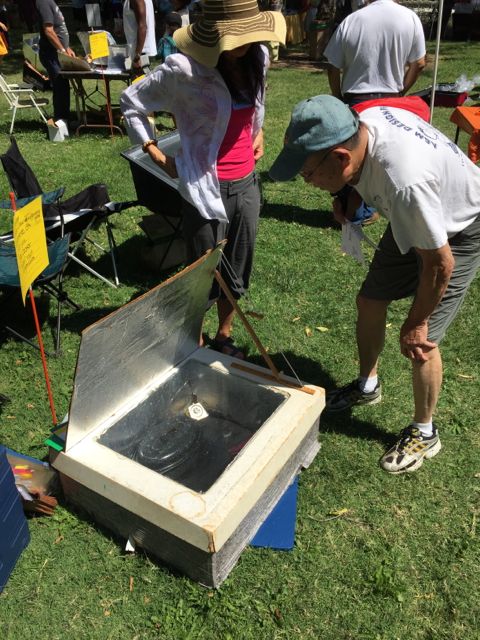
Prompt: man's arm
<box><xmin>327</xmin><ymin>65</ymin><xmax>342</xmax><ymax>100</ymax></box>
<box><xmin>402</xmin><ymin>56</ymin><xmax>426</xmax><ymax>94</ymax></box>
<box><xmin>130</xmin><ymin>0</ymin><xmax>147</xmax><ymax>67</ymax></box>
<box><xmin>43</xmin><ymin>24</ymin><xmax>75</xmax><ymax>56</ymax></box>
<box><xmin>400</xmin><ymin>243</ymin><xmax>455</xmax><ymax>361</ymax></box>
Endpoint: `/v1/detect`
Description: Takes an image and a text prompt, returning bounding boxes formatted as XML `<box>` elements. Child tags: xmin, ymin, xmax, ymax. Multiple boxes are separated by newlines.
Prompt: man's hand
<box><xmin>66</xmin><ymin>47</ymin><xmax>75</xmax><ymax>57</ymax></box>
<box><xmin>253</xmin><ymin>129</ymin><xmax>264</xmax><ymax>161</ymax></box>
<box><xmin>400</xmin><ymin>320</ymin><xmax>437</xmax><ymax>362</ymax></box>
<box><xmin>332</xmin><ymin>188</ymin><xmax>362</xmax><ymax>224</ymax></box>
<box><xmin>332</xmin><ymin>196</ymin><xmax>348</xmax><ymax>224</ymax></box>
<box><xmin>399</xmin><ymin>243</ymin><xmax>454</xmax><ymax>362</ymax></box>
<box><xmin>132</xmin><ymin>53</ymin><xmax>142</xmax><ymax>67</ymax></box>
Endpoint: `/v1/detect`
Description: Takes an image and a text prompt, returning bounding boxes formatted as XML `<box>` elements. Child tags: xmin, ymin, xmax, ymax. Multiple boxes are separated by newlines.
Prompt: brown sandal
<box><xmin>209</xmin><ymin>336</ymin><xmax>245</xmax><ymax>360</ymax></box>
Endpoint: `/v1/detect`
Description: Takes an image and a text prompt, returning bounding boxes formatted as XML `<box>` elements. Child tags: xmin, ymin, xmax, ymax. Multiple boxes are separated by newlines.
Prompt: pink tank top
<box><xmin>217</xmin><ymin>104</ymin><xmax>255</xmax><ymax>181</ymax></box>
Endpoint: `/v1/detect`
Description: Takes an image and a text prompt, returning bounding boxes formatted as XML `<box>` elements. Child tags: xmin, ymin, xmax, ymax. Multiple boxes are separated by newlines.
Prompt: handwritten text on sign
<box><xmin>89</xmin><ymin>31</ymin><xmax>109</xmax><ymax>60</ymax></box>
<box><xmin>13</xmin><ymin>196</ymin><xmax>48</xmax><ymax>304</ymax></box>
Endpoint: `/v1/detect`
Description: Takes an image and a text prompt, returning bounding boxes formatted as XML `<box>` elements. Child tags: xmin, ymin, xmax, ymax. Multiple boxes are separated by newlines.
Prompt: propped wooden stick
<box><xmin>214</xmin><ymin>269</ymin><xmax>281</xmax><ymax>380</ymax></box>
<box><xmin>230</xmin><ymin>362</ymin><xmax>317</xmax><ymax>396</ymax></box>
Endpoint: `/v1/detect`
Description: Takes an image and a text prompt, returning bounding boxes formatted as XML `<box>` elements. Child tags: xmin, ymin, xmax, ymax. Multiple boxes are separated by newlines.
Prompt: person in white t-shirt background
<box><xmin>270</xmin><ymin>95</ymin><xmax>480</xmax><ymax>475</ymax></box>
<box><xmin>324</xmin><ymin>0</ymin><xmax>426</xmax><ymax>106</ymax></box>
<box><xmin>323</xmin><ymin>0</ymin><xmax>427</xmax><ymax>225</ymax></box>
<box><xmin>123</xmin><ymin>0</ymin><xmax>157</xmax><ymax>72</ymax></box>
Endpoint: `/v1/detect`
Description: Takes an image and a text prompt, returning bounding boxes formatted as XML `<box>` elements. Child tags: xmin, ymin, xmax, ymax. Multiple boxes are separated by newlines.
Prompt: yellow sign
<box><xmin>89</xmin><ymin>31</ymin><xmax>109</xmax><ymax>60</ymax></box>
<box><xmin>13</xmin><ymin>196</ymin><xmax>48</xmax><ymax>304</ymax></box>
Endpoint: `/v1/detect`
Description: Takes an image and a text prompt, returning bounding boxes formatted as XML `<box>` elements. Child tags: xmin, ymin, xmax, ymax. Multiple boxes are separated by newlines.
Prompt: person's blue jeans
<box><xmin>39</xmin><ymin>47</ymin><xmax>70</xmax><ymax>121</ymax></box>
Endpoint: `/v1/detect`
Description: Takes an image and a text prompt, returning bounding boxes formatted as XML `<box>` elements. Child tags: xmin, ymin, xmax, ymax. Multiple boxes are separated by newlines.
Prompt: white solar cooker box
<box><xmin>53</xmin><ymin>247</ymin><xmax>325</xmax><ymax>586</ymax></box>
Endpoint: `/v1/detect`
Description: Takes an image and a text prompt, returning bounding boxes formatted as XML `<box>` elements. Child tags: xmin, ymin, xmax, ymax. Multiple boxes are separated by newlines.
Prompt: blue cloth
<box><xmin>351</xmin><ymin>202</ymin><xmax>376</xmax><ymax>225</ymax></box>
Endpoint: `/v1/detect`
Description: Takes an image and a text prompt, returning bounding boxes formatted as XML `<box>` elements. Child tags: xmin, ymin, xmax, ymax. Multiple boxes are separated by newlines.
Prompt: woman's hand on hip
<box><xmin>253</xmin><ymin>129</ymin><xmax>264</xmax><ymax>162</ymax></box>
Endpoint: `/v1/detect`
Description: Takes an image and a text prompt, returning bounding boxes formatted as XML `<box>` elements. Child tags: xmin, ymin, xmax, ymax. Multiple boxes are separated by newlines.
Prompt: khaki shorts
<box><xmin>359</xmin><ymin>215</ymin><xmax>480</xmax><ymax>343</ymax></box>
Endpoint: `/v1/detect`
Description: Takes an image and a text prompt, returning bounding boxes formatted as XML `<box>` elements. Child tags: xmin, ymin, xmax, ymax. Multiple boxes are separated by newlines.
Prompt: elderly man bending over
<box><xmin>270</xmin><ymin>95</ymin><xmax>480</xmax><ymax>474</ymax></box>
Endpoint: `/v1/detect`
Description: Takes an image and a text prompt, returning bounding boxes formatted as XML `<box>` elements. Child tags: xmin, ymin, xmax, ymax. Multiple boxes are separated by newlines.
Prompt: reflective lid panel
<box><xmin>67</xmin><ymin>246</ymin><xmax>223</xmax><ymax>449</ymax></box>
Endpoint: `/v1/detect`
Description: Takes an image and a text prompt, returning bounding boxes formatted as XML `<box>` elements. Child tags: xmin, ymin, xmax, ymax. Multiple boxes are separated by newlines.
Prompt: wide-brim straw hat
<box><xmin>173</xmin><ymin>0</ymin><xmax>286</xmax><ymax>68</ymax></box>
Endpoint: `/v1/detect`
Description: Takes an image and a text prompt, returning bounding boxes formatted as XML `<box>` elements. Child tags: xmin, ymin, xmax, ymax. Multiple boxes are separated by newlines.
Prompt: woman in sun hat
<box><xmin>121</xmin><ymin>0</ymin><xmax>285</xmax><ymax>359</ymax></box>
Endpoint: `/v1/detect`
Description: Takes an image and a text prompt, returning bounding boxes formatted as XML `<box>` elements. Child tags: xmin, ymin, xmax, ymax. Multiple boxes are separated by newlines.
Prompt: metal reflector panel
<box><xmin>67</xmin><ymin>246</ymin><xmax>223</xmax><ymax>449</ymax></box>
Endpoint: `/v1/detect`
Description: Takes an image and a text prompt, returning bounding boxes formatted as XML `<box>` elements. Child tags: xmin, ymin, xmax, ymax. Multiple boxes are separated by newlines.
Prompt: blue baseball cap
<box><xmin>269</xmin><ymin>95</ymin><xmax>359</xmax><ymax>181</ymax></box>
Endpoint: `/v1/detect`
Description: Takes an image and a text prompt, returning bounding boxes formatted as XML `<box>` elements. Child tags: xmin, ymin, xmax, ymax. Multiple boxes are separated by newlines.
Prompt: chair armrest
<box><xmin>0</xmin><ymin>195</ymin><xmax>36</xmax><ymax>209</ymax></box>
<box><xmin>8</xmin><ymin>83</ymin><xmax>34</xmax><ymax>90</ymax></box>
<box><xmin>0</xmin><ymin>188</ymin><xmax>65</xmax><ymax>209</ymax></box>
<box><xmin>43</xmin><ymin>187</ymin><xmax>65</xmax><ymax>204</ymax></box>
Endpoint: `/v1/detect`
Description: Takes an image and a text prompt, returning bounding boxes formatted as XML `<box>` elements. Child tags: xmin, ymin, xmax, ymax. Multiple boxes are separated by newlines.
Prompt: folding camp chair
<box><xmin>0</xmin><ymin>74</ymin><xmax>49</xmax><ymax>134</ymax></box>
<box><xmin>0</xmin><ymin>234</ymin><xmax>80</xmax><ymax>356</ymax></box>
<box><xmin>0</xmin><ymin>137</ymin><xmax>137</xmax><ymax>287</ymax></box>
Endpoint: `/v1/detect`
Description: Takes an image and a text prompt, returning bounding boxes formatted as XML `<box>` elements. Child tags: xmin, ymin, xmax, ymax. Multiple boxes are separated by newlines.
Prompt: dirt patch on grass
<box><xmin>275</xmin><ymin>49</ymin><xmax>329</xmax><ymax>72</ymax></box>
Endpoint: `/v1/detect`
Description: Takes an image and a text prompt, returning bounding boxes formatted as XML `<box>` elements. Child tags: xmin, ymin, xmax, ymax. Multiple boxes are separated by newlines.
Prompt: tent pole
<box><xmin>430</xmin><ymin>0</ymin><xmax>445</xmax><ymax>124</ymax></box>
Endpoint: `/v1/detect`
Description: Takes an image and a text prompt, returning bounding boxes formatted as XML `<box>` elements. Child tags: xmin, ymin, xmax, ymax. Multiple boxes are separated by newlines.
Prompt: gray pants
<box><xmin>181</xmin><ymin>172</ymin><xmax>261</xmax><ymax>301</ymax></box>
<box><xmin>360</xmin><ymin>214</ymin><xmax>480</xmax><ymax>343</ymax></box>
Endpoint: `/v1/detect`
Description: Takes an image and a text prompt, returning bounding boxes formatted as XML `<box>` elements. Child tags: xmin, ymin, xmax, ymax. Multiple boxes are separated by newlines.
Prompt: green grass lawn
<box><xmin>0</xmin><ymin>36</ymin><xmax>480</xmax><ymax>640</ymax></box>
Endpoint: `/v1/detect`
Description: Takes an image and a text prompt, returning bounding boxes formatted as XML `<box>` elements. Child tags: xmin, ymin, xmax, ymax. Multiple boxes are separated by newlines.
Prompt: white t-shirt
<box><xmin>123</xmin><ymin>0</ymin><xmax>157</xmax><ymax>57</ymax></box>
<box><xmin>324</xmin><ymin>0</ymin><xmax>426</xmax><ymax>94</ymax></box>
<box><xmin>355</xmin><ymin>106</ymin><xmax>480</xmax><ymax>254</ymax></box>
<box><xmin>177</xmin><ymin>5</ymin><xmax>190</xmax><ymax>26</ymax></box>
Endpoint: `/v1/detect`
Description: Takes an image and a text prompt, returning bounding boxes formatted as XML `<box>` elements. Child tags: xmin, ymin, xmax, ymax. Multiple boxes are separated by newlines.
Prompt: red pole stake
<box><xmin>28</xmin><ymin>287</ymin><xmax>58</xmax><ymax>426</ymax></box>
<box><xmin>10</xmin><ymin>192</ymin><xmax>58</xmax><ymax>426</ymax></box>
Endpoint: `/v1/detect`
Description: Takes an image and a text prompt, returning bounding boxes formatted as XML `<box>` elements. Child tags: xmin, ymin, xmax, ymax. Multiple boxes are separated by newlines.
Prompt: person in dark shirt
<box><xmin>36</xmin><ymin>0</ymin><xmax>75</xmax><ymax>121</ymax></box>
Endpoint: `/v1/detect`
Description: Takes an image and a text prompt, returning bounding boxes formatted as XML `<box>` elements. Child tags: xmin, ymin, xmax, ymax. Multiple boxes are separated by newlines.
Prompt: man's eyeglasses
<box><xmin>299</xmin><ymin>148</ymin><xmax>334</xmax><ymax>180</ymax></box>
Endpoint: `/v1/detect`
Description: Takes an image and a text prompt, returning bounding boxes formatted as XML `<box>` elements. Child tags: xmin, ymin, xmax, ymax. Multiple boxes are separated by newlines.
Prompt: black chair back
<box><xmin>0</xmin><ymin>136</ymin><xmax>43</xmax><ymax>199</ymax></box>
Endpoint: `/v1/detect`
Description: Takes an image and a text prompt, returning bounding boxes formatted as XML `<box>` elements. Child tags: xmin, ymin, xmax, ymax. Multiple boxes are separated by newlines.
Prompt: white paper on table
<box><xmin>341</xmin><ymin>222</ymin><xmax>380</xmax><ymax>265</ymax></box>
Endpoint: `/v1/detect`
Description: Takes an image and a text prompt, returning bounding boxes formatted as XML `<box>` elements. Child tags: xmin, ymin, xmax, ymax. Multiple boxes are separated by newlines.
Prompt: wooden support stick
<box><xmin>214</xmin><ymin>269</ymin><xmax>281</xmax><ymax>380</ymax></box>
<box><xmin>230</xmin><ymin>362</ymin><xmax>317</xmax><ymax>396</ymax></box>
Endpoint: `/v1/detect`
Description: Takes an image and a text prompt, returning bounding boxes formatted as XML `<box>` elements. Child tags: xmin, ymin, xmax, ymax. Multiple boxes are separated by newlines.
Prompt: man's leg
<box><xmin>356</xmin><ymin>294</ymin><xmax>389</xmax><ymax>378</ymax></box>
<box><xmin>51</xmin><ymin>73</ymin><xmax>71</xmax><ymax>122</ymax></box>
<box><xmin>326</xmin><ymin>223</ymin><xmax>416</xmax><ymax>412</ymax></box>
<box><xmin>39</xmin><ymin>49</ymin><xmax>70</xmax><ymax>121</ymax></box>
<box><xmin>326</xmin><ymin>294</ymin><xmax>387</xmax><ymax>411</ymax></box>
<box><xmin>381</xmin><ymin>214</ymin><xmax>480</xmax><ymax>474</ymax></box>
<box><xmin>412</xmin><ymin>347</ymin><xmax>442</xmax><ymax>424</ymax></box>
